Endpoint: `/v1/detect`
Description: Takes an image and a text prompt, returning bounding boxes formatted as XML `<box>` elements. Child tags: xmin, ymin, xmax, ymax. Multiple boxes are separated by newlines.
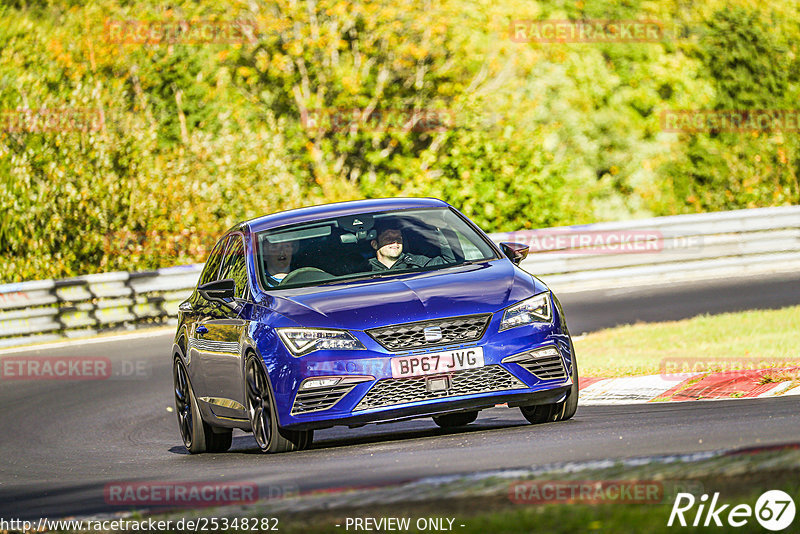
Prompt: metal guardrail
<box><xmin>1</xmin><ymin>205</ymin><xmax>798</xmax><ymax>347</ymax></box>
<box><xmin>0</xmin><ymin>265</ymin><xmax>203</xmax><ymax>347</ymax></box>
<box><xmin>492</xmin><ymin>205</ymin><xmax>800</xmax><ymax>292</ymax></box>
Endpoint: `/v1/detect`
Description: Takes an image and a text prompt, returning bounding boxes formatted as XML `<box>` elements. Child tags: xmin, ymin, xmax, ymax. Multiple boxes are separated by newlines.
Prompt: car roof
<box><xmin>239</xmin><ymin>197</ymin><xmax>451</xmax><ymax>233</ymax></box>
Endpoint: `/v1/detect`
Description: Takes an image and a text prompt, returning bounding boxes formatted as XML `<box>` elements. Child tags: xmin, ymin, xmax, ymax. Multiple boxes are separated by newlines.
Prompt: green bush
<box><xmin>1</xmin><ymin>0</ymin><xmax>798</xmax><ymax>282</ymax></box>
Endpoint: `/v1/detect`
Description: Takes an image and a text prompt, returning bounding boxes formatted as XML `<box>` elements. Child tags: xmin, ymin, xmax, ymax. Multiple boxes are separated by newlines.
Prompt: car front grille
<box><xmin>354</xmin><ymin>365</ymin><xmax>526</xmax><ymax>411</ymax></box>
<box><xmin>291</xmin><ymin>383</ymin><xmax>358</xmax><ymax>415</ymax></box>
<box><xmin>366</xmin><ymin>314</ymin><xmax>492</xmax><ymax>352</ymax></box>
<box><xmin>509</xmin><ymin>351</ymin><xmax>568</xmax><ymax>381</ymax></box>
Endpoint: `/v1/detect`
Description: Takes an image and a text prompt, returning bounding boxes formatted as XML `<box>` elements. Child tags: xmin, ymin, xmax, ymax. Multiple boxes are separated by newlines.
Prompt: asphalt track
<box><xmin>1</xmin><ymin>272</ymin><xmax>799</xmax><ymax>520</ymax></box>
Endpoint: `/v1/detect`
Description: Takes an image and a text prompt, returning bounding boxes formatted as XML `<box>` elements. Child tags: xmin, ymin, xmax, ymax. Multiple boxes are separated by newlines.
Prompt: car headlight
<box><xmin>499</xmin><ymin>293</ymin><xmax>552</xmax><ymax>331</ymax></box>
<box><xmin>276</xmin><ymin>328</ymin><xmax>366</xmax><ymax>356</ymax></box>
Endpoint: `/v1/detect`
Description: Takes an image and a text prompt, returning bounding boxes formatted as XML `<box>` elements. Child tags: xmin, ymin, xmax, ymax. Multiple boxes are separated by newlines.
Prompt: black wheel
<box><xmin>520</xmin><ymin>402</ymin><xmax>557</xmax><ymax>424</ymax></box>
<box><xmin>206</xmin><ymin>428</ymin><xmax>233</xmax><ymax>453</ymax></box>
<box><xmin>554</xmin><ymin>351</ymin><xmax>579</xmax><ymax>421</ymax></box>
<box><xmin>173</xmin><ymin>358</ymin><xmax>232</xmax><ymax>453</ymax></box>
<box><xmin>245</xmin><ymin>355</ymin><xmax>313</xmax><ymax>453</ymax></box>
<box><xmin>520</xmin><ymin>348</ymin><xmax>579</xmax><ymax>424</ymax></box>
<box><xmin>433</xmin><ymin>411</ymin><xmax>479</xmax><ymax>428</ymax></box>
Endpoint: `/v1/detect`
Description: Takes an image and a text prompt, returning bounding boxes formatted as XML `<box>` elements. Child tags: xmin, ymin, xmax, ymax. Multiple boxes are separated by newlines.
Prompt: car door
<box><xmin>192</xmin><ymin>233</ymin><xmax>249</xmax><ymax>419</ymax></box>
<box><xmin>185</xmin><ymin>237</ymin><xmax>227</xmax><ymax>397</ymax></box>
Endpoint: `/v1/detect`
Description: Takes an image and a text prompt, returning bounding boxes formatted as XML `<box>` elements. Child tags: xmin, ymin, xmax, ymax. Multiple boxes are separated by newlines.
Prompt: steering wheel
<box><xmin>279</xmin><ymin>267</ymin><xmax>335</xmax><ymax>286</ymax></box>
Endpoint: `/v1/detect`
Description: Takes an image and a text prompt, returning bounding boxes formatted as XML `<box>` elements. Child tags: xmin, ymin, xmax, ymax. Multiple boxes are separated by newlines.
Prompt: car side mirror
<box><xmin>500</xmin><ymin>242</ymin><xmax>529</xmax><ymax>265</ymax></box>
<box><xmin>198</xmin><ymin>278</ymin><xmax>236</xmax><ymax>304</ymax></box>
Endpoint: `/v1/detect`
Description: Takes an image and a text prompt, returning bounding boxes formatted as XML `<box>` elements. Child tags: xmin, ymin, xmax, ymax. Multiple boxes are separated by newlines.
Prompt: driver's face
<box><xmin>265</xmin><ymin>241</ymin><xmax>293</xmax><ymax>274</ymax></box>
<box><xmin>375</xmin><ymin>229</ymin><xmax>403</xmax><ymax>259</ymax></box>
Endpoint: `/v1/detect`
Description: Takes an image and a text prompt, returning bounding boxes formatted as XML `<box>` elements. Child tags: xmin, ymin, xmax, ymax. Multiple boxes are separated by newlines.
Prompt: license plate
<box><xmin>391</xmin><ymin>347</ymin><xmax>484</xmax><ymax>379</ymax></box>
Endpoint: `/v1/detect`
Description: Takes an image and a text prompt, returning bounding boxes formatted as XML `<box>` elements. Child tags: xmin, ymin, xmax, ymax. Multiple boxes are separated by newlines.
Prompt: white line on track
<box><xmin>0</xmin><ymin>327</ymin><xmax>174</xmax><ymax>355</ymax></box>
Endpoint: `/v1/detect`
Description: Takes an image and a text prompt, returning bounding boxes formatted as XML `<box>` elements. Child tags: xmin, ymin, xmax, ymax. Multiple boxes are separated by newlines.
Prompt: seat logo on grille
<box><xmin>423</xmin><ymin>326</ymin><xmax>443</xmax><ymax>343</ymax></box>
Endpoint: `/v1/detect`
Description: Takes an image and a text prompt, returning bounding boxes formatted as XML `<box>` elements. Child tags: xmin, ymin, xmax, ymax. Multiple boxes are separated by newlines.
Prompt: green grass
<box><xmin>131</xmin><ymin>435</ymin><xmax>800</xmax><ymax>534</ymax></box>
<box><xmin>574</xmin><ymin>305</ymin><xmax>800</xmax><ymax>377</ymax></box>
<box><xmin>274</xmin><ymin>501</ymin><xmax>787</xmax><ymax>534</ymax></box>
<box><xmin>153</xmin><ymin>470</ymin><xmax>800</xmax><ymax>534</ymax></box>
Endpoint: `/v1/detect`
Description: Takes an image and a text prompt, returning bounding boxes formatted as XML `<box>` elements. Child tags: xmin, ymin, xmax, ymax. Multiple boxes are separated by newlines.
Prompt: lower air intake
<box><xmin>291</xmin><ymin>383</ymin><xmax>358</xmax><ymax>415</ymax></box>
<box><xmin>354</xmin><ymin>365</ymin><xmax>526</xmax><ymax>411</ymax></box>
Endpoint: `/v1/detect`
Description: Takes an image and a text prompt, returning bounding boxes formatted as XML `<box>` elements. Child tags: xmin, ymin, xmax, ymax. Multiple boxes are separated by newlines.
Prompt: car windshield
<box><xmin>256</xmin><ymin>207</ymin><xmax>499</xmax><ymax>290</ymax></box>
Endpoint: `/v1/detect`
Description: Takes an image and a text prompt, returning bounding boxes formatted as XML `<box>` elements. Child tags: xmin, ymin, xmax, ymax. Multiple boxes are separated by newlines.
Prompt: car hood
<box><xmin>265</xmin><ymin>260</ymin><xmax>548</xmax><ymax>330</ymax></box>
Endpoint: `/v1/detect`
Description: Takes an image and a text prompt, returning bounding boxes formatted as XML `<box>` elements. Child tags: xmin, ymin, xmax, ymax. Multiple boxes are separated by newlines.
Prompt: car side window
<box><xmin>454</xmin><ymin>230</ymin><xmax>484</xmax><ymax>260</ymax></box>
<box><xmin>198</xmin><ymin>237</ymin><xmax>228</xmax><ymax>287</ymax></box>
<box><xmin>218</xmin><ymin>234</ymin><xmax>248</xmax><ymax>299</ymax></box>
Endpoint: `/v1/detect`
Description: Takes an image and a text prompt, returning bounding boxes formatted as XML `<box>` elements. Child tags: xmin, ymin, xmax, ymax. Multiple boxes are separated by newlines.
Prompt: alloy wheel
<box><xmin>246</xmin><ymin>357</ymin><xmax>271</xmax><ymax>450</ymax></box>
<box><xmin>173</xmin><ymin>359</ymin><xmax>193</xmax><ymax>448</ymax></box>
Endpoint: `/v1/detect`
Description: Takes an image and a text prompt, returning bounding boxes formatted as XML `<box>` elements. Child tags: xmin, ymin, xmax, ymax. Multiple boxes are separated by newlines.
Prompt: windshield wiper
<box><xmin>318</xmin><ymin>272</ymin><xmax>389</xmax><ymax>285</ymax></box>
<box><xmin>457</xmin><ymin>259</ymin><xmax>491</xmax><ymax>266</ymax></box>
<box><xmin>315</xmin><ymin>260</ymin><xmax>492</xmax><ymax>286</ymax></box>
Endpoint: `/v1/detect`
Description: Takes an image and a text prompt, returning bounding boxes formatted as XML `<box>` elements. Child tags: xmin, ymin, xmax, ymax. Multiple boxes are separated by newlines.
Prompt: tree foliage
<box><xmin>1</xmin><ymin>0</ymin><xmax>798</xmax><ymax>282</ymax></box>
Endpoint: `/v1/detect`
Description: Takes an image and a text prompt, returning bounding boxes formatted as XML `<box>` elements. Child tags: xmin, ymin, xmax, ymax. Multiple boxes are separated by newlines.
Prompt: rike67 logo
<box><xmin>668</xmin><ymin>490</ymin><xmax>796</xmax><ymax>531</ymax></box>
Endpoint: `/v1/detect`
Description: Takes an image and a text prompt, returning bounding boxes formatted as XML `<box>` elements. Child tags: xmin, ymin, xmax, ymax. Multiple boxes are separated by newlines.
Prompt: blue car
<box><xmin>172</xmin><ymin>198</ymin><xmax>578</xmax><ymax>454</ymax></box>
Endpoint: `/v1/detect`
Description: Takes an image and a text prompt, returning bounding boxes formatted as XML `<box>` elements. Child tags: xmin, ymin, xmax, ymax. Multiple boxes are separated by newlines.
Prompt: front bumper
<box><xmin>285</xmin><ymin>386</ymin><xmax>572</xmax><ymax>431</ymax></box>
<box><xmin>259</xmin><ymin>301</ymin><xmax>574</xmax><ymax>430</ymax></box>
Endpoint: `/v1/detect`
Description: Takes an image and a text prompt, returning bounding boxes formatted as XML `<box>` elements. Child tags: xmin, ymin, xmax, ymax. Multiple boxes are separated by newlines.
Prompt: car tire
<box><xmin>245</xmin><ymin>354</ymin><xmax>313</xmax><ymax>453</ymax></box>
<box><xmin>520</xmin><ymin>347</ymin><xmax>579</xmax><ymax>424</ymax></box>
<box><xmin>553</xmin><ymin>351</ymin><xmax>579</xmax><ymax>422</ymax></box>
<box><xmin>433</xmin><ymin>411</ymin><xmax>479</xmax><ymax>428</ymax></box>
<box><xmin>206</xmin><ymin>427</ymin><xmax>233</xmax><ymax>453</ymax></box>
<box><xmin>173</xmin><ymin>358</ymin><xmax>232</xmax><ymax>454</ymax></box>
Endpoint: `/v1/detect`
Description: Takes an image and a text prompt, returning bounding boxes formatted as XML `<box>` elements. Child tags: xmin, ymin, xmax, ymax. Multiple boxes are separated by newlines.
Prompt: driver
<box><xmin>264</xmin><ymin>240</ymin><xmax>296</xmax><ymax>287</ymax></box>
<box><xmin>369</xmin><ymin>223</ymin><xmax>454</xmax><ymax>271</ymax></box>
